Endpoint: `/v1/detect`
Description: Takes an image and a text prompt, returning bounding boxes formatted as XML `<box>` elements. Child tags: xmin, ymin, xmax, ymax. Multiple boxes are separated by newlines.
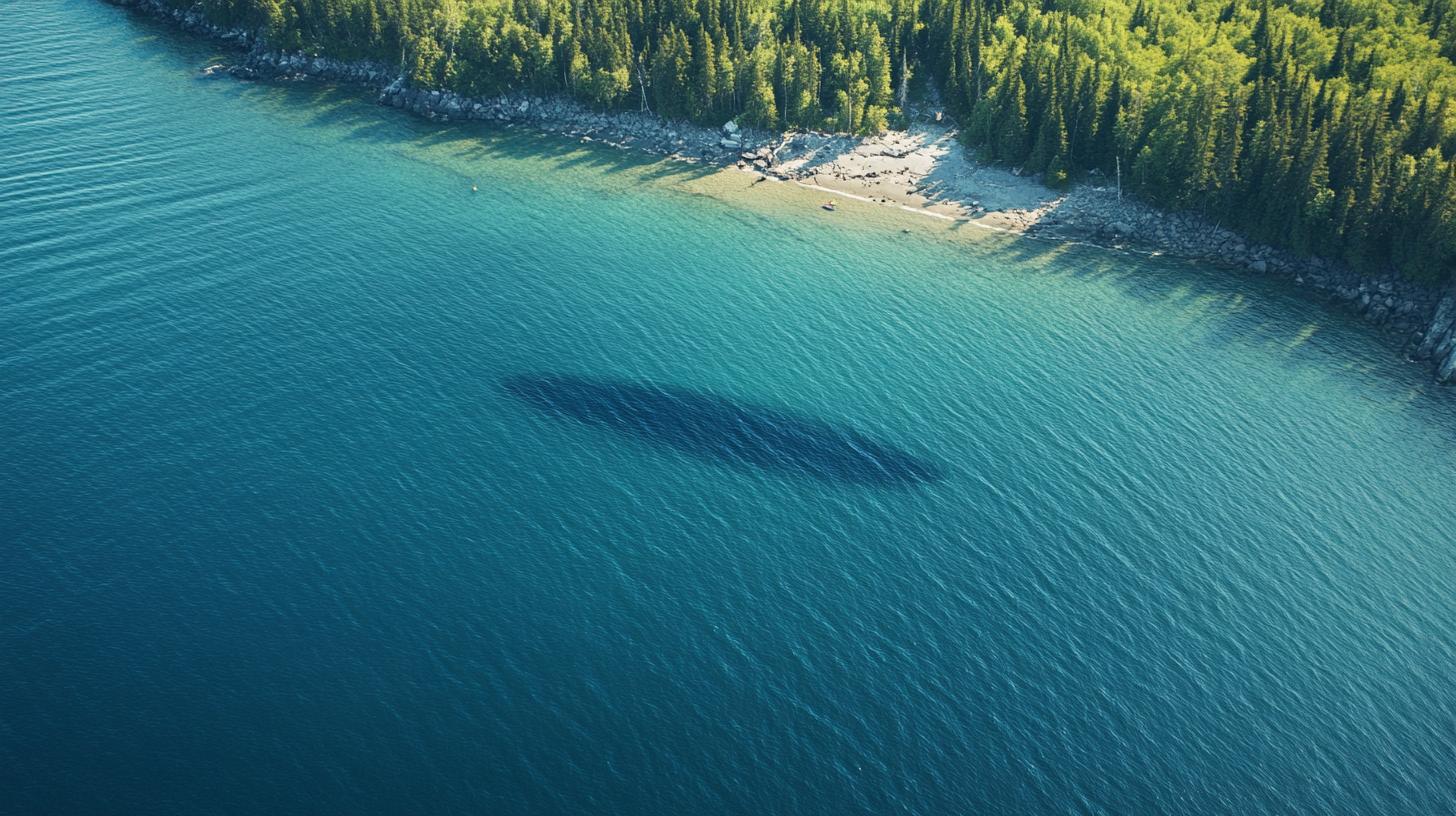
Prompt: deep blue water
<box><xmin>4</xmin><ymin>3</ymin><xmax>1456</xmax><ymax>814</ymax></box>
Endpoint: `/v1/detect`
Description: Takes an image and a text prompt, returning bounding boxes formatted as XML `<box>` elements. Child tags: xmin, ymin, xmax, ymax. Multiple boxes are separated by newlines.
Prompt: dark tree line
<box><xmin>175</xmin><ymin>0</ymin><xmax>1456</xmax><ymax>282</ymax></box>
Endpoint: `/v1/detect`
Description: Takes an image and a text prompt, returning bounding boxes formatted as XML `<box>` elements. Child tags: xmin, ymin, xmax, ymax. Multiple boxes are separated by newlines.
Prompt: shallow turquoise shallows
<box><xmin>5</xmin><ymin>3</ymin><xmax>1456</xmax><ymax>814</ymax></box>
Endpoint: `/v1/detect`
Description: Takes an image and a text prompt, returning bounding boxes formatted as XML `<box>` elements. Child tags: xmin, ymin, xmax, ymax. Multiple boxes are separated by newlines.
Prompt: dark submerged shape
<box><xmin>502</xmin><ymin>374</ymin><xmax>944</xmax><ymax>486</ymax></box>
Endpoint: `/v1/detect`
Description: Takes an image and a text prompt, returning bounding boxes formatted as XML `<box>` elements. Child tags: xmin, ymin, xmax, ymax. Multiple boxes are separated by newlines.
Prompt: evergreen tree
<box><xmin>690</xmin><ymin>26</ymin><xmax>717</xmax><ymax>120</ymax></box>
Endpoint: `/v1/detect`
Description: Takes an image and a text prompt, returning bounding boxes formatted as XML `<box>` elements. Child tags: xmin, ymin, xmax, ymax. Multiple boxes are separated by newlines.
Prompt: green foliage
<box><xmin>179</xmin><ymin>0</ymin><xmax>1456</xmax><ymax>282</ymax></box>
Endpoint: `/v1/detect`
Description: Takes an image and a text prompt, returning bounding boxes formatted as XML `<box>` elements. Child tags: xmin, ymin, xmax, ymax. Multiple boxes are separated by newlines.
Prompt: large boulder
<box><xmin>1416</xmin><ymin>291</ymin><xmax>1456</xmax><ymax>358</ymax></box>
<box><xmin>1439</xmin><ymin>346</ymin><xmax>1456</xmax><ymax>383</ymax></box>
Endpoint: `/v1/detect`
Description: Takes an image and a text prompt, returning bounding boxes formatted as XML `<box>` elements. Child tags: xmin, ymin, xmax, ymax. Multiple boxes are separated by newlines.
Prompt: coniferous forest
<box><xmin>171</xmin><ymin>0</ymin><xmax>1456</xmax><ymax>282</ymax></box>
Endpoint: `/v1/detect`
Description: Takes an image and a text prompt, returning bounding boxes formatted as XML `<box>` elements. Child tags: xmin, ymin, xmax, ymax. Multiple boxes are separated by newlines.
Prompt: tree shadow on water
<box><xmin>994</xmin><ymin>230</ymin><xmax>1375</xmax><ymax>355</ymax></box>
<box><xmin>226</xmin><ymin>78</ymin><xmax>717</xmax><ymax>187</ymax></box>
<box><xmin>987</xmin><ymin>232</ymin><xmax>1456</xmax><ymax>439</ymax></box>
<box><xmin>501</xmin><ymin>373</ymin><xmax>945</xmax><ymax>488</ymax></box>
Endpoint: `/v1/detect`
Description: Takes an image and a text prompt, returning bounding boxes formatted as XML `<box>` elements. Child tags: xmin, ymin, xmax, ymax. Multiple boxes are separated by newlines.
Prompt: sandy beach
<box><xmin>745</xmin><ymin>121</ymin><xmax>1068</xmax><ymax>234</ymax></box>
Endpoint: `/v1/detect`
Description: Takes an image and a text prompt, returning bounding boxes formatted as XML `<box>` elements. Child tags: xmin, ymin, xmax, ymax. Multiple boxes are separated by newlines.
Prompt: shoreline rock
<box><xmin>372</xmin><ymin>81</ymin><xmax>768</xmax><ymax>165</ymax></box>
<box><xmin>105</xmin><ymin>0</ymin><xmax>1456</xmax><ymax>382</ymax></box>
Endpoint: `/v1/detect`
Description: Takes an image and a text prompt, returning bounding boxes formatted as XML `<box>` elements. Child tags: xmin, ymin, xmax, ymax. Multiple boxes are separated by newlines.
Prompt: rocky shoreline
<box><xmin>1031</xmin><ymin>190</ymin><xmax>1456</xmax><ymax>364</ymax></box>
<box><xmin>110</xmin><ymin>0</ymin><xmax>1456</xmax><ymax>382</ymax></box>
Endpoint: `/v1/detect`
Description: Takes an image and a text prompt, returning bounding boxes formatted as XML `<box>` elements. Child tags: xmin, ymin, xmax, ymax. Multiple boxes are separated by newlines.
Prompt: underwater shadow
<box><xmin>502</xmin><ymin>373</ymin><xmax>944</xmax><ymax>487</ymax></box>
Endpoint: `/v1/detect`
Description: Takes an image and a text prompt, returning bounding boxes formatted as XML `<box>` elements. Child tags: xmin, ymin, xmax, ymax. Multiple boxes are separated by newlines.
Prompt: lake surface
<box><xmin>4</xmin><ymin>3</ymin><xmax>1456</xmax><ymax>814</ymax></box>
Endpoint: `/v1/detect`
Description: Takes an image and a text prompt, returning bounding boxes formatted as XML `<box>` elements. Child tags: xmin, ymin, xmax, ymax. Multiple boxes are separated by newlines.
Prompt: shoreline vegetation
<box><xmin>108</xmin><ymin>0</ymin><xmax>1456</xmax><ymax>381</ymax></box>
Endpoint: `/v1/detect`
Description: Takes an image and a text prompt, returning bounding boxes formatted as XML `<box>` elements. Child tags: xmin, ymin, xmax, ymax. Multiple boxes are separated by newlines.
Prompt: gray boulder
<box><xmin>1416</xmin><ymin>291</ymin><xmax>1456</xmax><ymax>358</ymax></box>
<box><xmin>1439</xmin><ymin>347</ymin><xmax>1456</xmax><ymax>383</ymax></box>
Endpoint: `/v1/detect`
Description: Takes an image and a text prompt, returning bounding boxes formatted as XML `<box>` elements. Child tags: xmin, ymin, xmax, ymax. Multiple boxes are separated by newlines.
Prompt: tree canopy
<box><xmin>175</xmin><ymin>0</ymin><xmax>1456</xmax><ymax>283</ymax></box>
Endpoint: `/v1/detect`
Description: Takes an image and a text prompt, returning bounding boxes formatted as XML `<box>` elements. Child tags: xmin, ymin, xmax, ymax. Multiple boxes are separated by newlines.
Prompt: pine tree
<box><xmin>993</xmin><ymin>60</ymin><xmax>1031</xmax><ymax>162</ymax></box>
<box><xmin>1213</xmin><ymin>89</ymin><xmax>1245</xmax><ymax>211</ymax></box>
<box><xmin>1388</xmin><ymin>81</ymin><xmax>1410</xmax><ymax>125</ymax></box>
<box><xmin>1089</xmin><ymin>73</ymin><xmax>1122</xmax><ymax>173</ymax></box>
<box><xmin>690</xmin><ymin>26</ymin><xmax>717</xmax><ymax>120</ymax></box>
<box><xmin>1252</xmin><ymin>0</ymin><xmax>1271</xmax><ymax>51</ymax></box>
<box><xmin>1129</xmin><ymin>0</ymin><xmax>1149</xmax><ymax>30</ymax></box>
<box><xmin>1291</xmin><ymin>119</ymin><xmax>1333</xmax><ymax>250</ymax></box>
<box><xmin>1027</xmin><ymin>79</ymin><xmax>1066</xmax><ymax>176</ymax></box>
<box><xmin>742</xmin><ymin>43</ymin><xmax>778</xmax><ymax>127</ymax></box>
<box><xmin>651</xmin><ymin>26</ymin><xmax>691</xmax><ymax>118</ymax></box>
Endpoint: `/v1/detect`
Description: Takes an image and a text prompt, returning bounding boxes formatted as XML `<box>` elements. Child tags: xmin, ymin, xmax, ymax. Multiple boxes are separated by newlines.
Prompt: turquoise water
<box><xmin>5</xmin><ymin>3</ymin><xmax>1456</xmax><ymax>813</ymax></box>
